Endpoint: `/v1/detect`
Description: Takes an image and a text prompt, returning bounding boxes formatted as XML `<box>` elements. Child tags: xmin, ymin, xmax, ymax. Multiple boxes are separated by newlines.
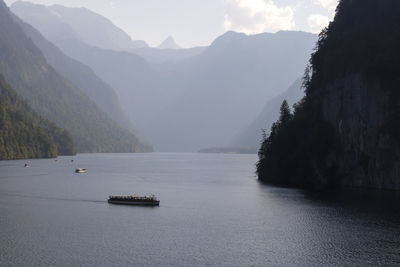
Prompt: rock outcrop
<box><xmin>257</xmin><ymin>0</ymin><xmax>400</xmax><ymax>190</ymax></box>
<box><xmin>321</xmin><ymin>74</ymin><xmax>400</xmax><ymax>190</ymax></box>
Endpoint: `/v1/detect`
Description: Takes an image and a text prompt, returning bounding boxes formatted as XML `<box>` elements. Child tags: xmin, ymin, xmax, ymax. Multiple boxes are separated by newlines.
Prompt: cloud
<box><xmin>308</xmin><ymin>0</ymin><xmax>338</xmax><ymax>33</ymax></box>
<box><xmin>307</xmin><ymin>14</ymin><xmax>331</xmax><ymax>33</ymax></box>
<box><xmin>314</xmin><ymin>0</ymin><xmax>338</xmax><ymax>12</ymax></box>
<box><xmin>108</xmin><ymin>1</ymin><xmax>116</xmax><ymax>9</ymax></box>
<box><xmin>223</xmin><ymin>0</ymin><xmax>295</xmax><ymax>34</ymax></box>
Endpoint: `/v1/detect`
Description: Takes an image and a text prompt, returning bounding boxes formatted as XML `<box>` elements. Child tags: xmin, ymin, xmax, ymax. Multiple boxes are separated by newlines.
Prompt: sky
<box><xmin>4</xmin><ymin>0</ymin><xmax>339</xmax><ymax>48</ymax></box>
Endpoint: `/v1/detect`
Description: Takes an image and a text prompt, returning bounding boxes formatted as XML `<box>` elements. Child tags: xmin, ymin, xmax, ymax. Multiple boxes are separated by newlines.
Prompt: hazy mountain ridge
<box><xmin>234</xmin><ymin>78</ymin><xmax>304</xmax><ymax>150</ymax></box>
<box><xmin>11</xmin><ymin>1</ymin><xmax>148</xmax><ymax>50</ymax></box>
<box><xmin>12</xmin><ymin>0</ymin><xmax>205</xmax><ymax>65</ymax></box>
<box><xmin>46</xmin><ymin>38</ymin><xmax>168</xmax><ymax>128</ymax></box>
<box><xmin>10</xmin><ymin>1</ymin><xmax>201</xmax><ymax>130</ymax></box>
<box><xmin>146</xmin><ymin>31</ymin><xmax>317</xmax><ymax>151</ymax></box>
<box><xmin>11</xmin><ymin>1</ymin><xmax>317</xmax><ymax>152</ymax></box>
<box><xmin>0</xmin><ymin>1</ymin><xmax>152</xmax><ymax>153</ymax></box>
<box><xmin>14</xmin><ymin>16</ymin><xmax>133</xmax><ymax>130</ymax></box>
<box><xmin>0</xmin><ymin>75</ymin><xmax>75</xmax><ymax>159</ymax></box>
<box><xmin>257</xmin><ymin>0</ymin><xmax>400</xmax><ymax>190</ymax></box>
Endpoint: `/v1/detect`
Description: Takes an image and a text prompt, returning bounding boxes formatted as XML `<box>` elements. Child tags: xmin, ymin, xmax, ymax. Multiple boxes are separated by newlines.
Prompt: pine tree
<box><xmin>279</xmin><ymin>100</ymin><xmax>292</xmax><ymax>125</ymax></box>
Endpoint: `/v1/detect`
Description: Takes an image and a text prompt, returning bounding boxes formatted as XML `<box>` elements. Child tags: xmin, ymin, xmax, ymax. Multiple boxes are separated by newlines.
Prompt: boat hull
<box><xmin>107</xmin><ymin>199</ymin><xmax>160</xmax><ymax>206</ymax></box>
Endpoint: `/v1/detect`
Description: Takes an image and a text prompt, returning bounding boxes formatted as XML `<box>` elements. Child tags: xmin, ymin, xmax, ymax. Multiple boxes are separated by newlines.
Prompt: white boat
<box><xmin>75</xmin><ymin>168</ymin><xmax>87</xmax><ymax>173</ymax></box>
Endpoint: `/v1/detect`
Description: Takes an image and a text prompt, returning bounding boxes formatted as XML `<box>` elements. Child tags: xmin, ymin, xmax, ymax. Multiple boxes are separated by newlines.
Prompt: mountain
<box><xmin>45</xmin><ymin>38</ymin><xmax>170</xmax><ymax>129</ymax></box>
<box><xmin>10</xmin><ymin>2</ymin><xmax>202</xmax><ymax>129</ymax></box>
<box><xmin>257</xmin><ymin>0</ymin><xmax>400</xmax><ymax>190</ymax></box>
<box><xmin>11</xmin><ymin>0</ymin><xmax>204</xmax><ymax>65</ymax></box>
<box><xmin>13</xmin><ymin>15</ymin><xmax>133</xmax><ymax>130</ymax></box>
<box><xmin>0</xmin><ymin>1</ymin><xmax>151</xmax><ymax>153</ymax></box>
<box><xmin>11</xmin><ymin>1</ymin><xmax>148</xmax><ymax>51</ymax></box>
<box><xmin>157</xmin><ymin>36</ymin><xmax>181</xmax><ymax>50</ymax></box>
<box><xmin>0</xmin><ymin>75</ymin><xmax>75</xmax><ymax>159</ymax></box>
<box><xmin>10</xmin><ymin>2</ymin><xmax>167</xmax><ymax>129</ymax></box>
<box><xmin>12</xmin><ymin>2</ymin><xmax>317</xmax><ymax>152</ymax></box>
<box><xmin>60</xmin><ymin>30</ymin><xmax>315</xmax><ymax>152</ymax></box>
<box><xmin>234</xmin><ymin>78</ymin><xmax>304</xmax><ymax>150</ymax></box>
<box><xmin>146</xmin><ymin>31</ymin><xmax>317</xmax><ymax>151</ymax></box>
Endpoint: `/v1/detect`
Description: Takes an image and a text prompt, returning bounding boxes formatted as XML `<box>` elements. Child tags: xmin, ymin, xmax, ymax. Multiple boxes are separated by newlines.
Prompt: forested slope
<box><xmin>0</xmin><ymin>1</ymin><xmax>152</xmax><ymax>153</ymax></box>
<box><xmin>0</xmin><ymin>75</ymin><xmax>75</xmax><ymax>159</ymax></box>
<box><xmin>15</xmin><ymin>17</ymin><xmax>132</xmax><ymax>130</ymax></box>
<box><xmin>257</xmin><ymin>0</ymin><xmax>400</xmax><ymax>190</ymax></box>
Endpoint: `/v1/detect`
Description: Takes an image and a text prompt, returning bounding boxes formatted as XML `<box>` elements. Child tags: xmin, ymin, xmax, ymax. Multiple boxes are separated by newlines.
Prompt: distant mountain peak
<box><xmin>157</xmin><ymin>36</ymin><xmax>181</xmax><ymax>50</ymax></box>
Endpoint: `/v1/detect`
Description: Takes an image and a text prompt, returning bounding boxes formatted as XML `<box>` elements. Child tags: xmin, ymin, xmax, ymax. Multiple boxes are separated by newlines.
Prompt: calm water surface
<box><xmin>0</xmin><ymin>153</ymin><xmax>399</xmax><ymax>266</ymax></box>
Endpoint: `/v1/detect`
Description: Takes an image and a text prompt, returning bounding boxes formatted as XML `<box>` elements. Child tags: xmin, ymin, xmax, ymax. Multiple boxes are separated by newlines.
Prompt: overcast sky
<box><xmin>4</xmin><ymin>0</ymin><xmax>339</xmax><ymax>48</ymax></box>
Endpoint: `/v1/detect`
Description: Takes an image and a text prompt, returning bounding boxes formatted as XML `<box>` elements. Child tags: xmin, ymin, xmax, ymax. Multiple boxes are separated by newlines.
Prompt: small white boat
<box><xmin>75</xmin><ymin>168</ymin><xmax>87</xmax><ymax>173</ymax></box>
<box><xmin>24</xmin><ymin>163</ymin><xmax>30</xmax><ymax>168</ymax></box>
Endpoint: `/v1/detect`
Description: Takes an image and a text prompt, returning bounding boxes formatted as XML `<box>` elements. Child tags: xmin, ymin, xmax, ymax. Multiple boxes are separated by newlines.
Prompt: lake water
<box><xmin>0</xmin><ymin>153</ymin><xmax>399</xmax><ymax>266</ymax></box>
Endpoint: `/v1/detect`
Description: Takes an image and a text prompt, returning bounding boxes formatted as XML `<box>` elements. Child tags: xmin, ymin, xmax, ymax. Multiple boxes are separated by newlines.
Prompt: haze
<box><xmin>6</xmin><ymin>0</ymin><xmax>339</xmax><ymax>152</ymax></box>
<box><xmin>5</xmin><ymin>0</ymin><xmax>338</xmax><ymax>47</ymax></box>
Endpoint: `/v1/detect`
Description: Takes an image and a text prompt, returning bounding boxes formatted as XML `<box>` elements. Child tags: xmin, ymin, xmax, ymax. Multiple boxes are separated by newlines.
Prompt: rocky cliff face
<box><xmin>257</xmin><ymin>0</ymin><xmax>400</xmax><ymax>190</ymax></box>
<box><xmin>322</xmin><ymin>74</ymin><xmax>400</xmax><ymax>190</ymax></box>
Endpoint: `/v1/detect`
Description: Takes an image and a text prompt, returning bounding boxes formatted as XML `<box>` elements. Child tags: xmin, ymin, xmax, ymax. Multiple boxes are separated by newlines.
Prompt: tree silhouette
<box><xmin>279</xmin><ymin>100</ymin><xmax>292</xmax><ymax>125</ymax></box>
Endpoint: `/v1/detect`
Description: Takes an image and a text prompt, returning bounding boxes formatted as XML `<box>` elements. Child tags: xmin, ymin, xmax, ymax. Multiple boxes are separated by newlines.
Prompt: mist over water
<box><xmin>1</xmin><ymin>153</ymin><xmax>399</xmax><ymax>266</ymax></box>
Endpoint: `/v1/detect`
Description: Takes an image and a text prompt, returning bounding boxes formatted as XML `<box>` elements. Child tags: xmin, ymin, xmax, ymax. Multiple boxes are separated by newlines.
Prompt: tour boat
<box><xmin>108</xmin><ymin>194</ymin><xmax>160</xmax><ymax>206</ymax></box>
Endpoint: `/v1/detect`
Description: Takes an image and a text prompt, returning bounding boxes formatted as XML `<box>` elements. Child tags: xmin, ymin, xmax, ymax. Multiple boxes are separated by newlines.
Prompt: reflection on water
<box><xmin>0</xmin><ymin>153</ymin><xmax>399</xmax><ymax>266</ymax></box>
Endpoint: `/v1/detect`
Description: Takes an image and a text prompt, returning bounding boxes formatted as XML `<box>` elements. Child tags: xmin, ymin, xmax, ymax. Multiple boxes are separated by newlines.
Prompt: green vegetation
<box><xmin>0</xmin><ymin>3</ymin><xmax>152</xmax><ymax>153</ymax></box>
<box><xmin>16</xmin><ymin>18</ymin><xmax>134</xmax><ymax>130</ymax></box>
<box><xmin>257</xmin><ymin>0</ymin><xmax>400</xmax><ymax>188</ymax></box>
<box><xmin>0</xmin><ymin>75</ymin><xmax>75</xmax><ymax>159</ymax></box>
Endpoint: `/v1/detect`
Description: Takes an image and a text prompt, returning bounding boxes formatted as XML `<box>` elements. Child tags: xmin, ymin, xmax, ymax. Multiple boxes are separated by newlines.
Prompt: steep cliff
<box><xmin>257</xmin><ymin>0</ymin><xmax>400</xmax><ymax>190</ymax></box>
